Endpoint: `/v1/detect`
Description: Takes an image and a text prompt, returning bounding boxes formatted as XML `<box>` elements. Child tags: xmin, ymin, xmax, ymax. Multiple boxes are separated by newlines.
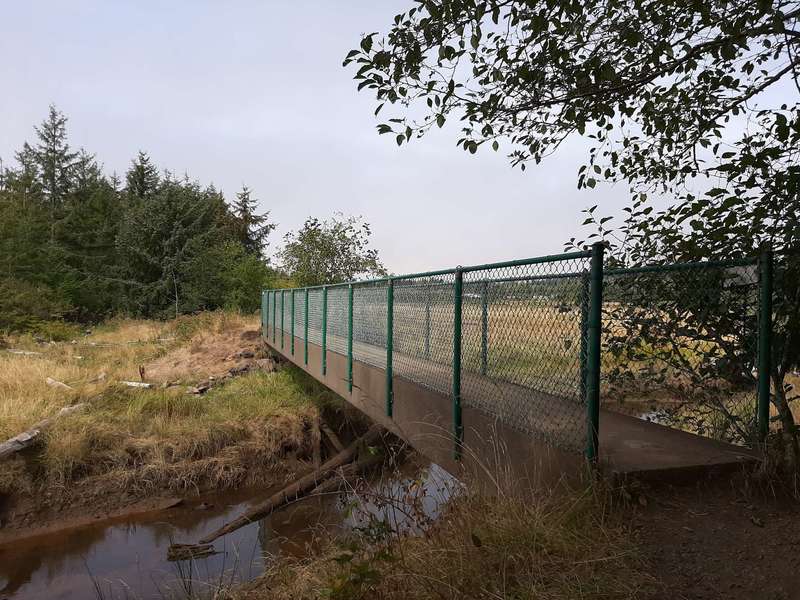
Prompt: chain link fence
<box><xmin>459</xmin><ymin>257</ymin><xmax>591</xmax><ymax>451</ymax></box>
<box><xmin>601</xmin><ymin>260</ymin><xmax>760</xmax><ymax>446</ymax></box>
<box><xmin>263</xmin><ymin>248</ymin><xmax>773</xmax><ymax>457</ymax></box>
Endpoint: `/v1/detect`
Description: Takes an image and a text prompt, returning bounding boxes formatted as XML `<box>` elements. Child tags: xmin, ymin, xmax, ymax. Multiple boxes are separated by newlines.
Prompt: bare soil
<box><xmin>144</xmin><ymin>327</ymin><xmax>268</xmax><ymax>383</ymax></box>
<box><xmin>632</xmin><ymin>479</ymin><xmax>800</xmax><ymax>600</ymax></box>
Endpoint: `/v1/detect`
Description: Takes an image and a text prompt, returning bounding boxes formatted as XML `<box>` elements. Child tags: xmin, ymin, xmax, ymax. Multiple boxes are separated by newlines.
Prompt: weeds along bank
<box><xmin>231</xmin><ymin>477</ymin><xmax>652</xmax><ymax>600</ymax></box>
<box><xmin>0</xmin><ymin>312</ymin><xmax>338</xmax><ymax>532</ymax></box>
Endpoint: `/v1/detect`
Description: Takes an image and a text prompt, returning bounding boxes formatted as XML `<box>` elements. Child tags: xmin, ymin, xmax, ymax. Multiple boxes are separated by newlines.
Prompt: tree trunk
<box><xmin>772</xmin><ymin>371</ymin><xmax>799</xmax><ymax>471</ymax></box>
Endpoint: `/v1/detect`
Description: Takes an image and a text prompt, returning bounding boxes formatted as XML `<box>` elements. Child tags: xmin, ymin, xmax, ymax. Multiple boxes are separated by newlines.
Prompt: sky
<box><xmin>0</xmin><ymin>1</ymin><xmax>629</xmax><ymax>275</ymax></box>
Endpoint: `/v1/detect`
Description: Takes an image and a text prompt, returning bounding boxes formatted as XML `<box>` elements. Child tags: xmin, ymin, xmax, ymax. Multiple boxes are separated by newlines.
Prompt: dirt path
<box><xmin>632</xmin><ymin>481</ymin><xmax>800</xmax><ymax>600</ymax></box>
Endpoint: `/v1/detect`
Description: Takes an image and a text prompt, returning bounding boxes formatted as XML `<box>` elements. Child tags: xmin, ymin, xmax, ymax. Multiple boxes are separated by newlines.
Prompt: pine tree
<box><xmin>30</xmin><ymin>105</ymin><xmax>78</xmax><ymax>209</ymax></box>
<box><xmin>125</xmin><ymin>151</ymin><xmax>160</xmax><ymax>199</ymax></box>
<box><xmin>231</xmin><ymin>185</ymin><xmax>275</xmax><ymax>257</ymax></box>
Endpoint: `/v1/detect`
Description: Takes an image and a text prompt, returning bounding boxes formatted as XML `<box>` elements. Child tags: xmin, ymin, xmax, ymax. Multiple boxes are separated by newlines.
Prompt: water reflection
<box><xmin>341</xmin><ymin>463</ymin><xmax>461</xmax><ymax>535</ymax></box>
<box><xmin>0</xmin><ymin>488</ymin><xmax>335</xmax><ymax>600</ymax></box>
<box><xmin>0</xmin><ymin>462</ymin><xmax>456</xmax><ymax>600</ymax></box>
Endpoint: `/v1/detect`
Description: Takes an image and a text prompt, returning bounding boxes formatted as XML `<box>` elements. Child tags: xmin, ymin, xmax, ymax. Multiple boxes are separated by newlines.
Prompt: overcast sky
<box><xmin>1</xmin><ymin>1</ymin><xmax>630</xmax><ymax>274</ymax></box>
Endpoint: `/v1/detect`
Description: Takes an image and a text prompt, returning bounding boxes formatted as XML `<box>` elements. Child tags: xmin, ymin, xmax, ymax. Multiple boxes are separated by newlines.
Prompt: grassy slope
<box><xmin>0</xmin><ymin>313</ymin><xmax>333</xmax><ymax>510</ymax></box>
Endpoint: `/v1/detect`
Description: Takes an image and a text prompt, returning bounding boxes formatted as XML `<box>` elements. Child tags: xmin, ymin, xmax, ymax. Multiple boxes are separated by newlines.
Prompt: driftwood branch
<box><xmin>196</xmin><ymin>425</ymin><xmax>384</xmax><ymax>545</ymax></box>
<box><xmin>0</xmin><ymin>404</ymin><xmax>87</xmax><ymax>461</ymax></box>
<box><xmin>45</xmin><ymin>377</ymin><xmax>73</xmax><ymax>391</ymax></box>
<box><xmin>320</xmin><ymin>421</ymin><xmax>345</xmax><ymax>453</ymax></box>
<box><xmin>312</xmin><ymin>416</ymin><xmax>322</xmax><ymax>469</ymax></box>
<box><xmin>121</xmin><ymin>381</ymin><xmax>153</xmax><ymax>389</ymax></box>
<box><xmin>306</xmin><ymin>452</ymin><xmax>384</xmax><ymax>497</ymax></box>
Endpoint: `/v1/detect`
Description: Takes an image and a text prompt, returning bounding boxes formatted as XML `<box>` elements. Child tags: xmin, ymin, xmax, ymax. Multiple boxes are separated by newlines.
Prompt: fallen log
<box><xmin>195</xmin><ymin>424</ymin><xmax>383</xmax><ymax>545</ymax></box>
<box><xmin>121</xmin><ymin>381</ymin><xmax>153</xmax><ymax>389</ymax></box>
<box><xmin>320</xmin><ymin>421</ymin><xmax>345</xmax><ymax>453</ymax></box>
<box><xmin>167</xmin><ymin>543</ymin><xmax>217</xmax><ymax>561</ymax></box>
<box><xmin>6</xmin><ymin>349</ymin><xmax>42</xmax><ymax>356</ymax></box>
<box><xmin>0</xmin><ymin>403</ymin><xmax>87</xmax><ymax>461</ymax></box>
<box><xmin>312</xmin><ymin>416</ymin><xmax>322</xmax><ymax>469</ymax></box>
<box><xmin>307</xmin><ymin>451</ymin><xmax>384</xmax><ymax>497</ymax></box>
<box><xmin>45</xmin><ymin>377</ymin><xmax>73</xmax><ymax>391</ymax></box>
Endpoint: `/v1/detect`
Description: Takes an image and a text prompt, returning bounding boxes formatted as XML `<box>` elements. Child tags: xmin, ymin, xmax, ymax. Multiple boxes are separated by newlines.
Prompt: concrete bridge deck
<box><xmin>265</xmin><ymin>327</ymin><xmax>759</xmax><ymax>486</ymax></box>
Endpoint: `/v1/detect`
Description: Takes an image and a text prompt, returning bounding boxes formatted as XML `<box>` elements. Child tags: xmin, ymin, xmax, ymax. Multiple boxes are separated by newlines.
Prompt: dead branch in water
<box><xmin>306</xmin><ymin>451</ymin><xmax>385</xmax><ymax>497</ymax></box>
<box><xmin>191</xmin><ymin>424</ymin><xmax>385</xmax><ymax>546</ymax></box>
<box><xmin>0</xmin><ymin>403</ymin><xmax>88</xmax><ymax>461</ymax></box>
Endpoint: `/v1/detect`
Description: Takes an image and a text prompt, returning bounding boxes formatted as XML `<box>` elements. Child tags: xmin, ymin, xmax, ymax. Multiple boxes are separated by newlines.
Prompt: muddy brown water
<box><xmin>0</xmin><ymin>463</ymin><xmax>457</xmax><ymax>600</ymax></box>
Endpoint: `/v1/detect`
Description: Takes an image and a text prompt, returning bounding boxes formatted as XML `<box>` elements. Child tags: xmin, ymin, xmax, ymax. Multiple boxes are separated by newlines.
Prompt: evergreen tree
<box><xmin>231</xmin><ymin>185</ymin><xmax>275</xmax><ymax>257</ymax></box>
<box><xmin>59</xmin><ymin>151</ymin><xmax>122</xmax><ymax>317</ymax></box>
<box><xmin>125</xmin><ymin>151</ymin><xmax>160</xmax><ymax>199</ymax></box>
<box><xmin>29</xmin><ymin>105</ymin><xmax>78</xmax><ymax>209</ymax></box>
<box><xmin>117</xmin><ymin>174</ymin><xmax>232</xmax><ymax>317</ymax></box>
<box><xmin>0</xmin><ymin>108</ymin><xmax>278</xmax><ymax>328</ymax></box>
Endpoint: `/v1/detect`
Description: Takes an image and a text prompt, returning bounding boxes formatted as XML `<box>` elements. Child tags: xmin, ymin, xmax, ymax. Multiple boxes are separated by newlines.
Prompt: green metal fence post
<box><xmin>262</xmin><ymin>290</ymin><xmax>268</xmax><ymax>338</ymax></box>
<box><xmin>321</xmin><ymin>286</ymin><xmax>328</xmax><ymax>376</ymax></box>
<box><xmin>480</xmin><ymin>280</ymin><xmax>489</xmax><ymax>376</ymax></box>
<box><xmin>386</xmin><ymin>279</ymin><xmax>394</xmax><ymax>417</ymax></box>
<box><xmin>424</xmin><ymin>286</ymin><xmax>431</xmax><ymax>360</ymax></box>
<box><xmin>579</xmin><ymin>271</ymin><xmax>590</xmax><ymax>402</ymax></box>
<box><xmin>453</xmin><ymin>268</ymin><xmax>464</xmax><ymax>459</ymax></box>
<box><xmin>290</xmin><ymin>289</ymin><xmax>295</xmax><ymax>356</ymax></box>
<box><xmin>758</xmin><ymin>247</ymin><xmax>774</xmax><ymax>442</ymax></box>
<box><xmin>585</xmin><ymin>243</ymin><xmax>605</xmax><ymax>463</ymax></box>
<box><xmin>347</xmin><ymin>284</ymin><xmax>354</xmax><ymax>393</ymax></box>
<box><xmin>272</xmin><ymin>291</ymin><xmax>276</xmax><ymax>344</ymax></box>
<box><xmin>304</xmin><ymin>288</ymin><xmax>309</xmax><ymax>366</ymax></box>
<box><xmin>280</xmin><ymin>290</ymin><xmax>285</xmax><ymax>350</ymax></box>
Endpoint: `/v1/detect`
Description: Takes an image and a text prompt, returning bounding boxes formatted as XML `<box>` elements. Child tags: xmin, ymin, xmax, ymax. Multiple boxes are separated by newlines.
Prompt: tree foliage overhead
<box><xmin>347</xmin><ymin>1</ymin><xmax>800</xmax><ymax>457</ymax></box>
<box><xmin>345</xmin><ymin>1</ymin><xmax>798</xmax><ymax>221</ymax></box>
<box><xmin>279</xmin><ymin>214</ymin><xmax>387</xmax><ymax>287</ymax></box>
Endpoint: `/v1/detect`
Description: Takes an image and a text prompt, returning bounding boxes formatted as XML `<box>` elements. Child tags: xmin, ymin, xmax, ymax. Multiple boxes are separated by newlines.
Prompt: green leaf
<box><xmin>360</xmin><ymin>34</ymin><xmax>375</xmax><ymax>53</ymax></box>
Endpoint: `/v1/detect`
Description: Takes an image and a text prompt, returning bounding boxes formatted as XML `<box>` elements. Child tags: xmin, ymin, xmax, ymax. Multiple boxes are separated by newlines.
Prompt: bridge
<box><xmin>262</xmin><ymin>245</ymin><xmax>762</xmax><ymax>486</ymax></box>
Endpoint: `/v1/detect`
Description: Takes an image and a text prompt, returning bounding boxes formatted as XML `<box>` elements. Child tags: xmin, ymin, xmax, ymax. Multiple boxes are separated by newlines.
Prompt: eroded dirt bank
<box><xmin>0</xmin><ymin>313</ymin><xmax>356</xmax><ymax>537</ymax></box>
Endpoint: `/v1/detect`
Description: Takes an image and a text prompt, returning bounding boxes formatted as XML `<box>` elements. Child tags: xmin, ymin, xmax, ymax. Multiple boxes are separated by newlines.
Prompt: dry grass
<box><xmin>235</xmin><ymin>480</ymin><xmax>652</xmax><ymax>600</ymax></box>
<box><xmin>0</xmin><ymin>312</ymin><xmax>332</xmax><ymax>508</ymax></box>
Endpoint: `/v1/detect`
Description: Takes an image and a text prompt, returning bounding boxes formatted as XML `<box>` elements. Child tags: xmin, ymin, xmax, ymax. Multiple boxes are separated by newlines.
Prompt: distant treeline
<box><xmin>0</xmin><ymin>106</ymin><xmax>280</xmax><ymax>332</ymax></box>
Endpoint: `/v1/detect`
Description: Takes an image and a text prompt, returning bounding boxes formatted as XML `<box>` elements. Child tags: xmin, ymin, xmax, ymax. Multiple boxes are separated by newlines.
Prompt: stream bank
<box><xmin>0</xmin><ymin>458</ymin><xmax>457</xmax><ymax>600</ymax></box>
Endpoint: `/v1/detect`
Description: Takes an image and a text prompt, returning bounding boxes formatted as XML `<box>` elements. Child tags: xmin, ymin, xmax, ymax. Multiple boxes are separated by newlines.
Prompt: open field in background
<box><xmin>0</xmin><ymin>312</ymin><xmax>337</xmax><ymax>528</ymax></box>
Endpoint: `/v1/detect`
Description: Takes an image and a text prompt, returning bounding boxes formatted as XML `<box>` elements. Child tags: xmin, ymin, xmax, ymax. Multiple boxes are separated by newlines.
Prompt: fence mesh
<box><xmin>393</xmin><ymin>275</ymin><xmax>456</xmax><ymax>398</ymax></box>
<box><xmin>264</xmin><ymin>252</ymin><xmax>768</xmax><ymax>454</ymax></box>
<box><xmin>353</xmin><ymin>281</ymin><xmax>388</xmax><ymax>368</ymax></box>
<box><xmin>307</xmin><ymin>289</ymin><xmax>323</xmax><ymax>346</ymax></box>
<box><xmin>601</xmin><ymin>261</ymin><xmax>760</xmax><ymax>446</ymax></box>
<box><xmin>459</xmin><ymin>257</ymin><xmax>591</xmax><ymax>450</ymax></box>
<box><xmin>326</xmin><ymin>287</ymin><xmax>348</xmax><ymax>356</ymax></box>
<box><xmin>294</xmin><ymin>291</ymin><xmax>305</xmax><ymax>350</ymax></box>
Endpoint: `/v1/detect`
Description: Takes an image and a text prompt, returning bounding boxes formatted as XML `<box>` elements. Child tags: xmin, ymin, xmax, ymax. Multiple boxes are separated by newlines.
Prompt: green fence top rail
<box><xmin>263</xmin><ymin>249</ymin><xmax>594</xmax><ymax>293</ymax></box>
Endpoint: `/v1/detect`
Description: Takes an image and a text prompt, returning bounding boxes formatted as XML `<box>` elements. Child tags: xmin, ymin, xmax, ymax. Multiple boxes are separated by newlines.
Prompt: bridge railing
<box><xmin>262</xmin><ymin>247</ymin><xmax>775</xmax><ymax>461</ymax></box>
